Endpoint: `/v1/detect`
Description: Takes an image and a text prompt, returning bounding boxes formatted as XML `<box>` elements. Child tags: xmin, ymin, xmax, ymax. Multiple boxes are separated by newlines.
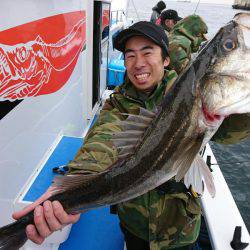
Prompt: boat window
<box><xmin>92</xmin><ymin>1</ymin><xmax>110</xmax><ymax>107</ymax></box>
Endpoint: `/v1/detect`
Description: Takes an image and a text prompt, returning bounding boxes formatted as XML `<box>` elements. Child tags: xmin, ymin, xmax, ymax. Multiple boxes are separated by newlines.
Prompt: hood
<box><xmin>171</xmin><ymin>14</ymin><xmax>208</xmax><ymax>52</ymax></box>
<box><xmin>152</xmin><ymin>6</ymin><xmax>161</xmax><ymax>14</ymax></box>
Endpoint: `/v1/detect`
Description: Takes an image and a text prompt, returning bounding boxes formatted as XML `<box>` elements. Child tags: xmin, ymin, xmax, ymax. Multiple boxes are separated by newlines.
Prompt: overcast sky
<box><xmin>112</xmin><ymin>0</ymin><xmax>235</xmax><ymax>9</ymax></box>
<box><xmin>193</xmin><ymin>0</ymin><xmax>234</xmax><ymax>4</ymax></box>
<box><xmin>112</xmin><ymin>0</ymin><xmax>236</xmax><ymax>11</ymax></box>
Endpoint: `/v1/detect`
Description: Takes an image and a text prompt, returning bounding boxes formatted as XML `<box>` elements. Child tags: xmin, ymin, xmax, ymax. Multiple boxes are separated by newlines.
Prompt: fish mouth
<box><xmin>202</xmin><ymin>103</ymin><xmax>224</xmax><ymax>127</ymax></box>
<box><xmin>216</xmin><ymin>95</ymin><xmax>250</xmax><ymax>116</ymax></box>
<box><xmin>216</xmin><ymin>72</ymin><xmax>250</xmax><ymax>81</ymax></box>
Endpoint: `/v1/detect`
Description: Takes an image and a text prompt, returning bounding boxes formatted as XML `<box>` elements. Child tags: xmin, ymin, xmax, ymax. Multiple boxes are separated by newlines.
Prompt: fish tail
<box><xmin>0</xmin><ymin>218</ymin><xmax>29</xmax><ymax>250</ymax></box>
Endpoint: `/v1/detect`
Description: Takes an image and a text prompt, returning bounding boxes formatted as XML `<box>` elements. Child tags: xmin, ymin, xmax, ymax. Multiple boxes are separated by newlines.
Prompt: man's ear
<box><xmin>163</xmin><ymin>56</ymin><xmax>170</xmax><ymax>67</ymax></box>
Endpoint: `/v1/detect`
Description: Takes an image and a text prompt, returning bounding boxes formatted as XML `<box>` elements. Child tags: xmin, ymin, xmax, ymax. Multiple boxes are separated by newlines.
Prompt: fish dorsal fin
<box><xmin>116</xmin><ymin>120</ymin><xmax>149</xmax><ymax>130</ymax></box>
<box><xmin>112</xmin><ymin>138</ymin><xmax>139</xmax><ymax>148</ymax></box>
<box><xmin>52</xmin><ymin>172</ymin><xmax>105</xmax><ymax>194</ymax></box>
<box><xmin>174</xmin><ymin>139</ymin><xmax>203</xmax><ymax>182</ymax></box>
<box><xmin>117</xmin><ymin>145</ymin><xmax>137</xmax><ymax>156</ymax></box>
<box><xmin>185</xmin><ymin>154</ymin><xmax>216</xmax><ymax>197</ymax></box>
<box><xmin>112</xmin><ymin>130</ymin><xmax>144</xmax><ymax>139</ymax></box>
<box><xmin>123</xmin><ymin>113</ymin><xmax>153</xmax><ymax>124</ymax></box>
<box><xmin>112</xmin><ymin>107</ymin><xmax>156</xmax><ymax>160</ymax></box>
<box><xmin>139</xmin><ymin>107</ymin><xmax>157</xmax><ymax>118</ymax></box>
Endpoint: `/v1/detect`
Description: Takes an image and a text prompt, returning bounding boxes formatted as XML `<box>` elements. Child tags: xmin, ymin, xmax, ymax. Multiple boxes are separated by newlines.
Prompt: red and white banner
<box><xmin>0</xmin><ymin>11</ymin><xmax>86</xmax><ymax>101</ymax></box>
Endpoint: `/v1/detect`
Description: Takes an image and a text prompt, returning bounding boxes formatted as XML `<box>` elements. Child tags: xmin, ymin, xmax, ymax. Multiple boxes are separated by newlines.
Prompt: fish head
<box><xmin>200</xmin><ymin>13</ymin><xmax>250</xmax><ymax>128</ymax></box>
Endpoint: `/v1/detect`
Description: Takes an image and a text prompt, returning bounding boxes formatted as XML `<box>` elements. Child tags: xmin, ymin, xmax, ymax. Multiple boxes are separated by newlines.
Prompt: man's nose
<box><xmin>134</xmin><ymin>54</ymin><xmax>146</xmax><ymax>69</ymax></box>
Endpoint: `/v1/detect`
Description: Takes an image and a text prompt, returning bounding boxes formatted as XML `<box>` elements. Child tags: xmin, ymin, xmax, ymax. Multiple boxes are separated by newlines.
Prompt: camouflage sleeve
<box><xmin>168</xmin><ymin>37</ymin><xmax>192</xmax><ymax>74</ymax></box>
<box><xmin>212</xmin><ymin>113</ymin><xmax>250</xmax><ymax>144</ymax></box>
<box><xmin>67</xmin><ymin>100</ymin><xmax>123</xmax><ymax>174</ymax></box>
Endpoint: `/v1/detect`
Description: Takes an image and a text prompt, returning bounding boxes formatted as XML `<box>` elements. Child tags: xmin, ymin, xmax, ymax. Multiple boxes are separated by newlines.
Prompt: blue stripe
<box><xmin>60</xmin><ymin>207</ymin><xmax>124</xmax><ymax>250</ymax></box>
<box><xmin>23</xmin><ymin>136</ymin><xmax>83</xmax><ymax>202</ymax></box>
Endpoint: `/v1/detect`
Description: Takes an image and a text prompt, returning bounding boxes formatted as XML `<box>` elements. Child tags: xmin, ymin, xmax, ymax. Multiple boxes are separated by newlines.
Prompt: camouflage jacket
<box><xmin>68</xmin><ymin>70</ymin><xmax>202</xmax><ymax>249</ymax></box>
<box><xmin>167</xmin><ymin>14</ymin><xmax>208</xmax><ymax>74</ymax></box>
<box><xmin>212</xmin><ymin>113</ymin><xmax>250</xmax><ymax>144</ymax></box>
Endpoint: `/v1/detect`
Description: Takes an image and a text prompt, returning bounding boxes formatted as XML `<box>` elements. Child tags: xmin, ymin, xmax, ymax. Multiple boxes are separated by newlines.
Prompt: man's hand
<box><xmin>12</xmin><ymin>188</ymin><xmax>80</xmax><ymax>245</ymax></box>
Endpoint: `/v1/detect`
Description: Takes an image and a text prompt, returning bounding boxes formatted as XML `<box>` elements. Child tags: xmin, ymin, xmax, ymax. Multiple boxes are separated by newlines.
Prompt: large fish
<box><xmin>0</xmin><ymin>13</ymin><xmax>250</xmax><ymax>249</ymax></box>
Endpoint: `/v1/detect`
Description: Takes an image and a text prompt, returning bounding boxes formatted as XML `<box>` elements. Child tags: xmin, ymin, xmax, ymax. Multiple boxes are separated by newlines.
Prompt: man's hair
<box><xmin>113</xmin><ymin>21</ymin><xmax>169</xmax><ymax>56</ymax></box>
<box><xmin>161</xmin><ymin>49</ymin><xmax>168</xmax><ymax>62</ymax></box>
<box><xmin>160</xmin><ymin>9</ymin><xmax>182</xmax><ymax>25</ymax></box>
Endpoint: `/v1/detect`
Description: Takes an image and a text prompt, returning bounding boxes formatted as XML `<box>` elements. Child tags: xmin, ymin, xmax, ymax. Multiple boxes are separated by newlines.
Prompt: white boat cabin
<box><xmin>0</xmin><ymin>0</ymin><xmax>126</xmax><ymax>249</ymax></box>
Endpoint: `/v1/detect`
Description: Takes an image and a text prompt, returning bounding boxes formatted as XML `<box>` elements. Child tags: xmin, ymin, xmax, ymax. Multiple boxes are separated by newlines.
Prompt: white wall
<box><xmin>0</xmin><ymin>0</ymin><xmax>89</xmax><ymax>207</ymax></box>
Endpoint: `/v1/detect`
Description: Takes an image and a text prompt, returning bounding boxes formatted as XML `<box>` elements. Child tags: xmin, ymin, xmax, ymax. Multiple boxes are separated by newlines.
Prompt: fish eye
<box><xmin>223</xmin><ymin>39</ymin><xmax>236</xmax><ymax>51</ymax></box>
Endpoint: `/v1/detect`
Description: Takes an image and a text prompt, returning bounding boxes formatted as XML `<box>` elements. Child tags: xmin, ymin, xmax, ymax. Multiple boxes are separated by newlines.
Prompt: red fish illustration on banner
<box><xmin>101</xmin><ymin>9</ymin><xmax>110</xmax><ymax>40</ymax></box>
<box><xmin>0</xmin><ymin>11</ymin><xmax>86</xmax><ymax>101</ymax></box>
<box><xmin>102</xmin><ymin>9</ymin><xmax>110</xmax><ymax>32</ymax></box>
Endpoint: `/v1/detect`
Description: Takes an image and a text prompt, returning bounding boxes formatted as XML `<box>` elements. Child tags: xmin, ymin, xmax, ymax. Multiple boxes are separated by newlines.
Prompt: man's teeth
<box><xmin>135</xmin><ymin>73</ymin><xmax>149</xmax><ymax>80</ymax></box>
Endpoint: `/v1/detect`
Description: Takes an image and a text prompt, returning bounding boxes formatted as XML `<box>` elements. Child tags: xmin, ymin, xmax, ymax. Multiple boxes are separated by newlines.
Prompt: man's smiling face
<box><xmin>124</xmin><ymin>36</ymin><xmax>170</xmax><ymax>92</ymax></box>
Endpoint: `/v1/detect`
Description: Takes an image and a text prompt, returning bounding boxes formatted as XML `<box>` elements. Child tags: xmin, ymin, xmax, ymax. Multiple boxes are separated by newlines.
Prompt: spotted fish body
<box><xmin>0</xmin><ymin>13</ymin><xmax>250</xmax><ymax>250</ymax></box>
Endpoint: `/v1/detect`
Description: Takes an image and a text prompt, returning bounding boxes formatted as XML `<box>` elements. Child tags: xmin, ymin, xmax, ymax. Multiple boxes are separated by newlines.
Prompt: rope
<box><xmin>211</xmin><ymin>160</ymin><xmax>250</xmax><ymax>166</ymax></box>
<box><xmin>130</xmin><ymin>0</ymin><xmax>140</xmax><ymax>21</ymax></box>
<box><xmin>194</xmin><ymin>0</ymin><xmax>201</xmax><ymax>13</ymax></box>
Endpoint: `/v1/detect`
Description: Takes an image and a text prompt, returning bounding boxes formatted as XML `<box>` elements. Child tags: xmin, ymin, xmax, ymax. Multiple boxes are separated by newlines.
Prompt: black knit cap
<box><xmin>160</xmin><ymin>9</ymin><xmax>182</xmax><ymax>22</ymax></box>
<box><xmin>113</xmin><ymin>21</ymin><xmax>169</xmax><ymax>55</ymax></box>
<box><xmin>156</xmin><ymin>1</ymin><xmax>166</xmax><ymax>11</ymax></box>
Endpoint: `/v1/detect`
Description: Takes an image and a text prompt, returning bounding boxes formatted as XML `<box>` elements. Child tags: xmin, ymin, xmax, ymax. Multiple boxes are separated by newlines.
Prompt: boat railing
<box><xmin>111</xmin><ymin>10</ymin><xmax>125</xmax><ymax>25</ymax></box>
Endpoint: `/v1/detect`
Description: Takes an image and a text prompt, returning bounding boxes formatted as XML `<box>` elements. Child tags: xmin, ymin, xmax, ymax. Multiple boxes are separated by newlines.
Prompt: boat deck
<box><xmin>22</xmin><ymin>135</ymin><xmax>124</xmax><ymax>250</ymax></box>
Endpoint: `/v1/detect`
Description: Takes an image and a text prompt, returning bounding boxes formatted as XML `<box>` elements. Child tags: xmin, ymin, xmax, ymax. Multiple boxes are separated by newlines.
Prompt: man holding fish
<box><xmin>11</xmin><ymin>21</ymin><xmax>204</xmax><ymax>250</ymax></box>
<box><xmin>5</xmin><ymin>13</ymin><xmax>250</xmax><ymax>250</ymax></box>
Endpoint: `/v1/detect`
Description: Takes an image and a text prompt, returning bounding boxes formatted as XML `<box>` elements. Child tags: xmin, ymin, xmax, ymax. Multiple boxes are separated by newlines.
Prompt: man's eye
<box><xmin>125</xmin><ymin>54</ymin><xmax>135</xmax><ymax>59</ymax></box>
<box><xmin>144</xmin><ymin>52</ymin><xmax>151</xmax><ymax>56</ymax></box>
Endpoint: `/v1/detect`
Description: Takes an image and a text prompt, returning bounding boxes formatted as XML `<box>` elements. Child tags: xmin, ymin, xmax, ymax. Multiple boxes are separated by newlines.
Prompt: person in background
<box><xmin>167</xmin><ymin>14</ymin><xmax>208</xmax><ymax>74</ymax></box>
<box><xmin>150</xmin><ymin>1</ymin><xmax>166</xmax><ymax>24</ymax></box>
<box><xmin>160</xmin><ymin>9</ymin><xmax>182</xmax><ymax>34</ymax></box>
<box><xmin>13</xmin><ymin>21</ymin><xmax>202</xmax><ymax>250</ymax></box>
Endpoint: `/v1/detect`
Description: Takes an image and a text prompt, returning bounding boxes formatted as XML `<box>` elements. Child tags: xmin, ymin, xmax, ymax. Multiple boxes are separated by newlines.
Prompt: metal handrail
<box><xmin>111</xmin><ymin>10</ymin><xmax>124</xmax><ymax>25</ymax></box>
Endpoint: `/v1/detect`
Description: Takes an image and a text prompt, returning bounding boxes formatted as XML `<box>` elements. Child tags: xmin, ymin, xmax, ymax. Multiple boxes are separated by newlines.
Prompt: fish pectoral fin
<box><xmin>115</xmin><ymin>108</ymin><xmax>155</xmax><ymax>131</ymax></box>
<box><xmin>112</xmin><ymin>107</ymin><xmax>157</xmax><ymax>160</ymax></box>
<box><xmin>139</xmin><ymin>107</ymin><xmax>157</xmax><ymax>119</ymax></box>
<box><xmin>52</xmin><ymin>172</ymin><xmax>106</xmax><ymax>193</ymax></box>
<box><xmin>190</xmin><ymin>154</ymin><xmax>216</xmax><ymax>197</ymax></box>
<box><xmin>175</xmin><ymin>139</ymin><xmax>203</xmax><ymax>182</ymax></box>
